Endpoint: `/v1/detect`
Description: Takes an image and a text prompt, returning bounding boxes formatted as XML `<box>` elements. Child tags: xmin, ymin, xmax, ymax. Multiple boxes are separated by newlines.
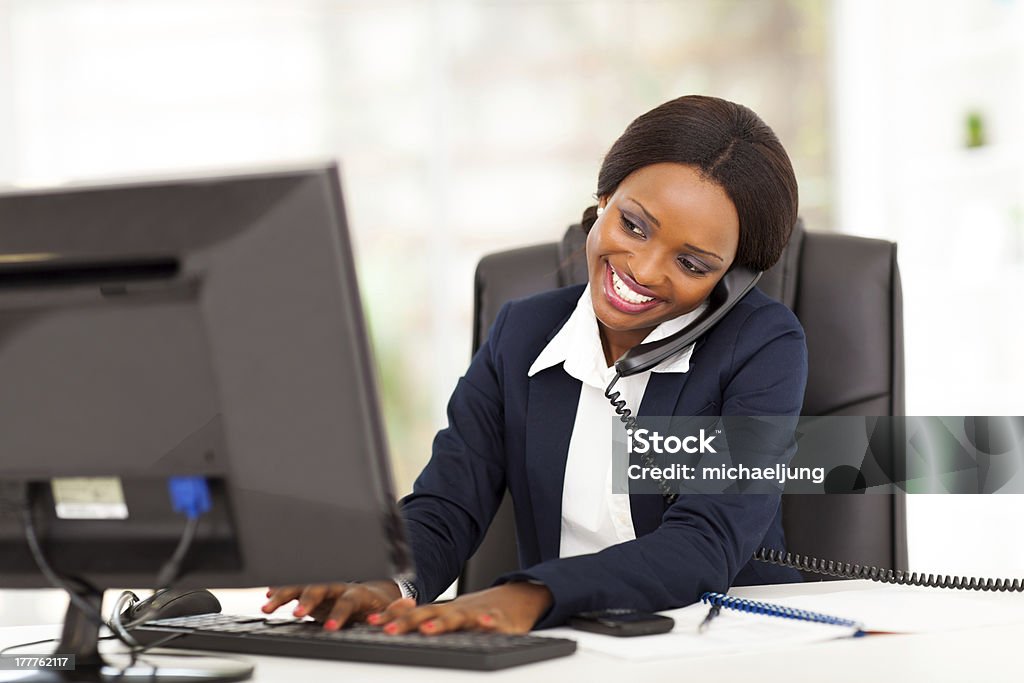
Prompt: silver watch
<box><xmin>393</xmin><ymin>575</ymin><xmax>419</xmax><ymax>602</ymax></box>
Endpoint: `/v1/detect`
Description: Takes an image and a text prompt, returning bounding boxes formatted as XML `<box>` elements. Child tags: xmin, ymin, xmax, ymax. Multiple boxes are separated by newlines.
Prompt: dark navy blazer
<box><xmin>399</xmin><ymin>283</ymin><xmax>807</xmax><ymax>628</ymax></box>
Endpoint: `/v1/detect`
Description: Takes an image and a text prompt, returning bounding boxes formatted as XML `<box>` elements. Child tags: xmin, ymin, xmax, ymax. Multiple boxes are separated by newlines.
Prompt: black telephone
<box><xmin>604</xmin><ymin>266</ymin><xmax>1024</xmax><ymax>594</ymax></box>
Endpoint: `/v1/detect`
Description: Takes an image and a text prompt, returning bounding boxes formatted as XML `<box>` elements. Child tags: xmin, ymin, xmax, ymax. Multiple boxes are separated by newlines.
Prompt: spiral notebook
<box><xmin>699</xmin><ymin>592</ymin><xmax>865</xmax><ymax>634</ymax></box>
<box><xmin>537</xmin><ymin>584</ymin><xmax>1024</xmax><ymax>661</ymax></box>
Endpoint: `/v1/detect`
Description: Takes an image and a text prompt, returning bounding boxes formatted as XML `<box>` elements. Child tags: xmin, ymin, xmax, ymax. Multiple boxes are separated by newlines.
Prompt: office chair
<box><xmin>459</xmin><ymin>219</ymin><xmax>908</xmax><ymax>593</ymax></box>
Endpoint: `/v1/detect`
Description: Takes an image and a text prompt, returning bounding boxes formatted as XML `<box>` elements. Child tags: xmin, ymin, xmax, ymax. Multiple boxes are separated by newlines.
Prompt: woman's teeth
<box><xmin>611</xmin><ymin>268</ymin><xmax>655</xmax><ymax>304</ymax></box>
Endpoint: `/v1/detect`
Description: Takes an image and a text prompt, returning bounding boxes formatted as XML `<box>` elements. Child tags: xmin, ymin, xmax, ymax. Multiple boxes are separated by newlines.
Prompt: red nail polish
<box><xmin>324</xmin><ymin>620</ymin><xmax>339</xmax><ymax>630</ymax></box>
<box><xmin>384</xmin><ymin>623</ymin><xmax>398</xmax><ymax>634</ymax></box>
<box><xmin>480</xmin><ymin>615</ymin><xmax>493</xmax><ymax>625</ymax></box>
<box><xmin>293</xmin><ymin>606</ymin><xmax>307</xmax><ymax>617</ymax></box>
<box><xmin>367</xmin><ymin>613</ymin><xmax>381</xmax><ymax>625</ymax></box>
<box><xmin>423</xmin><ymin>621</ymin><xmax>435</xmax><ymax>631</ymax></box>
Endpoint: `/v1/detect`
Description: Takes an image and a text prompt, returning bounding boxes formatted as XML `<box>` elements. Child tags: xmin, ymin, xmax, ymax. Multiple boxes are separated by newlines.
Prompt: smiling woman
<box><xmin>264</xmin><ymin>95</ymin><xmax>808</xmax><ymax>636</ymax></box>
<box><xmin>589</xmin><ymin>163</ymin><xmax>742</xmax><ymax>364</ymax></box>
<box><xmin>583</xmin><ymin>94</ymin><xmax>798</xmax><ymax>369</ymax></box>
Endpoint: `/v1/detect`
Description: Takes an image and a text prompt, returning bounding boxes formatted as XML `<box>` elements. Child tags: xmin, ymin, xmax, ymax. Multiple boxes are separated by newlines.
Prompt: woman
<box><xmin>263</xmin><ymin>95</ymin><xmax>807</xmax><ymax>634</ymax></box>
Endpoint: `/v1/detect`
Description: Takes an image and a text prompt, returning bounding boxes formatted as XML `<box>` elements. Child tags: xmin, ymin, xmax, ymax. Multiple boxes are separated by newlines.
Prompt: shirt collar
<box><xmin>527</xmin><ymin>284</ymin><xmax>707</xmax><ymax>389</ymax></box>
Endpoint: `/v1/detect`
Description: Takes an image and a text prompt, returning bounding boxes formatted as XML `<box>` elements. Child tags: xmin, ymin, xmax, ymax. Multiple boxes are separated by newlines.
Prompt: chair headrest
<box><xmin>758</xmin><ymin>218</ymin><xmax>804</xmax><ymax>309</ymax></box>
<box><xmin>557</xmin><ymin>223</ymin><xmax>588</xmax><ymax>287</ymax></box>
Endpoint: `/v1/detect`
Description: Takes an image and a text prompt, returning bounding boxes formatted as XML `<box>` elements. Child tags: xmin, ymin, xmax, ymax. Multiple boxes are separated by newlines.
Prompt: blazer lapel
<box><xmin>524</xmin><ymin>366</ymin><xmax>581</xmax><ymax>562</ymax></box>
<box><xmin>629</xmin><ymin>372</ymin><xmax>690</xmax><ymax>535</ymax></box>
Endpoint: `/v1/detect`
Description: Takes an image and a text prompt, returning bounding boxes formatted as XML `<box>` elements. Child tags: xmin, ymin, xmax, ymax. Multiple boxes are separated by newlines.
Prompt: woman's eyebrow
<box><xmin>626</xmin><ymin>197</ymin><xmax>724</xmax><ymax>262</ymax></box>
<box><xmin>685</xmin><ymin>243</ymin><xmax>724</xmax><ymax>262</ymax></box>
<box><xmin>626</xmin><ymin>197</ymin><xmax>661</xmax><ymax>227</ymax></box>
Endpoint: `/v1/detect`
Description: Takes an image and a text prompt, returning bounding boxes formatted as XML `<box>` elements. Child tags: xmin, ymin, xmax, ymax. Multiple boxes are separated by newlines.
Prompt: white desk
<box><xmin>2</xmin><ymin>581</ymin><xmax>1023</xmax><ymax>682</ymax></box>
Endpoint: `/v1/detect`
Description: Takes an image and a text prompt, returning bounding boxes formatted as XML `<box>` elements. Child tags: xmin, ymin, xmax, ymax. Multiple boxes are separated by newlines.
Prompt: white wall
<box><xmin>0</xmin><ymin>0</ymin><xmax>830</xmax><ymax>493</ymax></box>
<box><xmin>833</xmin><ymin>0</ymin><xmax>1024</xmax><ymax>576</ymax></box>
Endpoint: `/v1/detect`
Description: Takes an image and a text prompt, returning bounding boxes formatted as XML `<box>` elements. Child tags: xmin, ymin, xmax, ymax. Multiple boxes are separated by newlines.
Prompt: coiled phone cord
<box><xmin>607</xmin><ymin>374</ymin><xmax>1024</xmax><ymax>594</ymax></box>
<box><xmin>754</xmin><ymin>547</ymin><xmax>1024</xmax><ymax>592</ymax></box>
<box><xmin>605</xmin><ymin>373</ymin><xmax>679</xmax><ymax>505</ymax></box>
<box><xmin>608</xmin><ymin>367</ymin><xmax>1024</xmax><ymax>595</ymax></box>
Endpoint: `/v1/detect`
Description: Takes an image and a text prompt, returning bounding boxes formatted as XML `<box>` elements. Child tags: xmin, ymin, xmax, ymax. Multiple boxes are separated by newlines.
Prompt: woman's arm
<box><xmin>265</xmin><ymin>303</ymin><xmax>517</xmax><ymax>629</ymax></box>
<box><xmin>397</xmin><ymin>301</ymin><xmax>513</xmax><ymax>602</ymax></box>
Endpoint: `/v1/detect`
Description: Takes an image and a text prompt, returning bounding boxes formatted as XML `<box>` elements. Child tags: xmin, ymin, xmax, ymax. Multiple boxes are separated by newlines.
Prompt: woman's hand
<box><xmin>262</xmin><ymin>581</ymin><xmax>553</xmax><ymax>635</ymax></box>
<box><xmin>262</xmin><ymin>580</ymin><xmax>403</xmax><ymax>630</ymax></box>
<box><xmin>368</xmin><ymin>583</ymin><xmax>552</xmax><ymax>635</ymax></box>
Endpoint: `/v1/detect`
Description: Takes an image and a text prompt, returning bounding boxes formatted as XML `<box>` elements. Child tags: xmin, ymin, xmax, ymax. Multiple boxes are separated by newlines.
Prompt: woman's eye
<box><xmin>679</xmin><ymin>257</ymin><xmax>705</xmax><ymax>275</ymax></box>
<box><xmin>620</xmin><ymin>216</ymin><xmax>644</xmax><ymax>237</ymax></box>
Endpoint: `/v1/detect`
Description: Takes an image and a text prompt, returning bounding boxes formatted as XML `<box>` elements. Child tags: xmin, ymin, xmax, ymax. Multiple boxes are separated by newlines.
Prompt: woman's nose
<box><xmin>628</xmin><ymin>252</ymin><xmax>668</xmax><ymax>289</ymax></box>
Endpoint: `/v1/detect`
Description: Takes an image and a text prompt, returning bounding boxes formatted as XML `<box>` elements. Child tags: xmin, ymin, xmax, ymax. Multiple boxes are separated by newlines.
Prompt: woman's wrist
<box><xmin>362</xmin><ymin>579</ymin><xmax>403</xmax><ymax>603</ymax></box>
<box><xmin>502</xmin><ymin>581</ymin><xmax>554</xmax><ymax>627</ymax></box>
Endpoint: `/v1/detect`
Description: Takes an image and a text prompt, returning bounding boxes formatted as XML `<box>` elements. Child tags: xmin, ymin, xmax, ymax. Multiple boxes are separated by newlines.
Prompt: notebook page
<box><xmin>537</xmin><ymin>601</ymin><xmax>857</xmax><ymax>661</ymax></box>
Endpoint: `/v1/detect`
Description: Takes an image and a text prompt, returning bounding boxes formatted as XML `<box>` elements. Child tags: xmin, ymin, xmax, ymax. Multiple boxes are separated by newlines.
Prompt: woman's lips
<box><xmin>614</xmin><ymin>266</ymin><xmax>659</xmax><ymax>298</ymax></box>
<box><xmin>603</xmin><ymin>262</ymin><xmax>663</xmax><ymax>313</ymax></box>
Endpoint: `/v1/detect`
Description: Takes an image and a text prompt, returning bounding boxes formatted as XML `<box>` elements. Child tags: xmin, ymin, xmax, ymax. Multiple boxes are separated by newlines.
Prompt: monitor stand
<box><xmin>14</xmin><ymin>588</ymin><xmax>253</xmax><ymax>683</ymax></box>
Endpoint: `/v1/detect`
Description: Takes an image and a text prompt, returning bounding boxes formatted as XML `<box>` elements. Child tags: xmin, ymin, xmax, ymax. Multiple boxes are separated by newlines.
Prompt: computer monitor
<box><xmin>0</xmin><ymin>164</ymin><xmax>412</xmax><ymax>679</ymax></box>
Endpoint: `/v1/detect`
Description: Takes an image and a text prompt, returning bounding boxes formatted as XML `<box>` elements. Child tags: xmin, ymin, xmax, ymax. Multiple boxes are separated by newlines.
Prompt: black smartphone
<box><xmin>568</xmin><ymin>608</ymin><xmax>675</xmax><ymax>637</ymax></box>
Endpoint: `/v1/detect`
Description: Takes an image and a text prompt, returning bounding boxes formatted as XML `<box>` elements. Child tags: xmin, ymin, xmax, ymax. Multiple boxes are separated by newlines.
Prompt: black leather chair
<box><xmin>459</xmin><ymin>220</ymin><xmax>908</xmax><ymax>593</ymax></box>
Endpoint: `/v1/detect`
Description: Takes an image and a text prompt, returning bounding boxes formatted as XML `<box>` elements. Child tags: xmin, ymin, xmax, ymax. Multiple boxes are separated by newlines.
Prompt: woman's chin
<box><xmin>593</xmin><ymin>306</ymin><xmax>661</xmax><ymax>334</ymax></box>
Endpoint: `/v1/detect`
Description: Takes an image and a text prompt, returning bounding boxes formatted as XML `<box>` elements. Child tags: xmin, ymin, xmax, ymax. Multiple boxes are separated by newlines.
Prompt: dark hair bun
<box><xmin>580</xmin><ymin>204</ymin><xmax>599</xmax><ymax>233</ymax></box>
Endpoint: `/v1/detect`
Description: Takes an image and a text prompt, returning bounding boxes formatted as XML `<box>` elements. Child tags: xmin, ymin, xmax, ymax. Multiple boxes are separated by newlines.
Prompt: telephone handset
<box><xmin>612</xmin><ymin>265</ymin><xmax>763</xmax><ymax>377</ymax></box>
<box><xmin>602</xmin><ymin>266</ymin><xmax>1024</xmax><ymax>594</ymax></box>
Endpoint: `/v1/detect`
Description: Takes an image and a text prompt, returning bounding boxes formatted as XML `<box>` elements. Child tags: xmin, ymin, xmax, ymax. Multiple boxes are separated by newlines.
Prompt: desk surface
<box><xmin>2</xmin><ymin>580</ymin><xmax>1023</xmax><ymax>682</ymax></box>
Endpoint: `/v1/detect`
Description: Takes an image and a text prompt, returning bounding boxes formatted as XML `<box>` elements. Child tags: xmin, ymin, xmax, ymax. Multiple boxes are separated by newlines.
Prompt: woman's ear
<box><xmin>583</xmin><ymin>196</ymin><xmax>610</xmax><ymax>233</ymax></box>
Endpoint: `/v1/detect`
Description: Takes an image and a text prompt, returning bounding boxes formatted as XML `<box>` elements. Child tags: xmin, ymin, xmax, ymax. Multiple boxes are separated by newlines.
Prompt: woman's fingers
<box><xmin>475</xmin><ymin>608</ymin><xmax>503</xmax><ymax>631</ymax></box>
<box><xmin>427</xmin><ymin>606</ymin><xmax>509</xmax><ymax>633</ymax></box>
<box><xmin>261</xmin><ymin>586</ymin><xmax>302</xmax><ymax>613</ymax></box>
<box><xmin>383</xmin><ymin>604</ymin><xmax>442</xmax><ymax>634</ymax></box>
<box><xmin>262</xmin><ymin>584</ymin><xmax>346</xmax><ymax>617</ymax></box>
<box><xmin>268</xmin><ymin>582</ymin><xmax>545</xmax><ymax>634</ymax></box>
<box><xmin>295</xmin><ymin>584</ymin><xmax>332</xmax><ymax>617</ymax></box>
<box><xmin>380</xmin><ymin>603</ymin><xmax>511</xmax><ymax>635</ymax></box>
<box><xmin>419</xmin><ymin>607</ymin><xmax>472</xmax><ymax>634</ymax></box>
<box><xmin>387</xmin><ymin>597</ymin><xmax>418</xmax><ymax>613</ymax></box>
<box><xmin>367</xmin><ymin>598</ymin><xmax>414</xmax><ymax>628</ymax></box>
<box><xmin>263</xmin><ymin>582</ymin><xmax>404</xmax><ymax>630</ymax></box>
<box><xmin>321</xmin><ymin>585</ymin><xmax>393</xmax><ymax>631</ymax></box>
<box><xmin>264</xmin><ymin>585</ymin><xmax>522</xmax><ymax>635</ymax></box>
<box><xmin>366</xmin><ymin>597</ymin><xmax>415</xmax><ymax>626</ymax></box>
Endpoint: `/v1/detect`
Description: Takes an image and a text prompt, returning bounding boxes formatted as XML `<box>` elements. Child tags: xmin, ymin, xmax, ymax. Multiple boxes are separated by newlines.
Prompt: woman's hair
<box><xmin>581</xmin><ymin>95</ymin><xmax>798</xmax><ymax>272</ymax></box>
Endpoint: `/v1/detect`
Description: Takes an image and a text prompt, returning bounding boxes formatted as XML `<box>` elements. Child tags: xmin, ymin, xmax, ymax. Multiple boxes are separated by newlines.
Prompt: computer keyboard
<box><xmin>129</xmin><ymin>613</ymin><xmax>577</xmax><ymax>671</ymax></box>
